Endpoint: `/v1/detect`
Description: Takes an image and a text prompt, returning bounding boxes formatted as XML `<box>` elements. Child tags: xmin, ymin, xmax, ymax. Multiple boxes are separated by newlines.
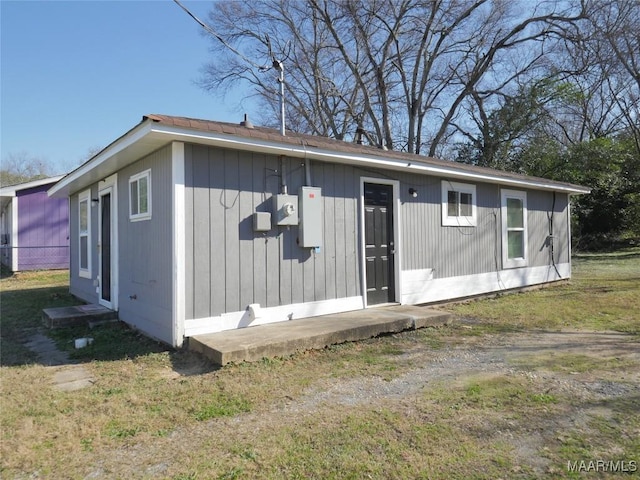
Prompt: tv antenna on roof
<box><xmin>266</xmin><ymin>35</ymin><xmax>286</xmax><ymax>136</ymax></box>
<box><xmin>173</xmin><ymin>0</ymin><xmax>286</xmax><ymax>136</ymax></box>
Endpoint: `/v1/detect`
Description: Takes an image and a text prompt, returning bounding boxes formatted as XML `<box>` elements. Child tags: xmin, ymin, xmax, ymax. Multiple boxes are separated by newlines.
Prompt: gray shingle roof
<box><xmin>144</xmin><ymin>114</ymin><xmax>589</xmax><ymax>193</ymax></box>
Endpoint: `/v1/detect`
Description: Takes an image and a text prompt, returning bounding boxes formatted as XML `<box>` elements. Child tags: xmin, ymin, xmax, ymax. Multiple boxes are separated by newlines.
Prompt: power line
<box><xmin>172</xmin><ymin>0</ymin><xmax>268</xmax><ymax>71</ymax></box>
<box><xmin>173</xmin><ymin>0</ymin><xmax>286</xmax><ymax>135</ymax></box>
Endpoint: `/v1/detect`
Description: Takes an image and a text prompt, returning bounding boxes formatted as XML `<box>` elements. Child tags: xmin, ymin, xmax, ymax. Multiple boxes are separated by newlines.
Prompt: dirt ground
<box><xmin>80</xmin><ymin>328</ymin><xmax>640</xmax><ymax>478</ymax></box>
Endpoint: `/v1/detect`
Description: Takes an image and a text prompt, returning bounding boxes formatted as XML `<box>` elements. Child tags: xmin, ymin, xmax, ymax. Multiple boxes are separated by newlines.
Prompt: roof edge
<box><xmin>48</xmin><ymin>118</ymin><xmax>154</xmax><ymax>197</ymax></box>
<box><xmin>153</xmin><ymin>123</ymin><xmax>591</xmax><ymax>195</ymax></box>
<box><xmin>0</xmin><ymin>175</ymin><xmax>66</xmax><ymax>197</ymax></box>
<box><xmin>48</xmin><ymin>114</ymin><xmax>591</xmax><ymax>197</ymax></box>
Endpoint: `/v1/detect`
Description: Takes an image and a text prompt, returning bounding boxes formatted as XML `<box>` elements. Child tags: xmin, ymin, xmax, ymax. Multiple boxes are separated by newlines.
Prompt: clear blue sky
<box><xmin>1</xmin><ymin>0</ymin><xmax>255</xmax><ymax>175</ymax></box>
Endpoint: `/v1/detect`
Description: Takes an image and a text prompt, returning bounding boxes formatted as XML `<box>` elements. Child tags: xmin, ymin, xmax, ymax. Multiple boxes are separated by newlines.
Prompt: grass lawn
<box><xmin>0</xmin><ymin>268</ymin><xmax>77</xmax><ymax>365</ymax></box>
<box><xmin>447</xmin><ymin>247</ymin><xmax>640</xmax><ymax>334</ymax></box>
<box><xmin>1</xmin><ymin>250</ymin><xmax>638</xmax><ymax>479</ymax></box>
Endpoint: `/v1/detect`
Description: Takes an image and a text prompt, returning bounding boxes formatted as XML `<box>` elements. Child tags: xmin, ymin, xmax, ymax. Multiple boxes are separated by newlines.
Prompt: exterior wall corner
<box><xmin>172</xmin><ymin>141</ymin><xmax>186</xmax><ymax>347</ymax></box>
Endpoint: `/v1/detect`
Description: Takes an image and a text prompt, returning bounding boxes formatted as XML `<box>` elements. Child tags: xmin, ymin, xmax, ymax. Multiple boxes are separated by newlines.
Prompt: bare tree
<box><xmin>199</xmin><ymin>0</ymin><xmax>587</xmax><ymax>157</ymax></box>
<box><xmin>0</xmin><ymin>152</ymin><xmax>52</xmax><ymax>187</ymax></box>
<box><xmin>452</xmin><ymin>0</ymin><xmax>640</xmax><ymax>169</ymax></box>
<box><xmin>582</xmin><ymin>0</ymin><xmax>640</xmax><ymax>153</ymax></box>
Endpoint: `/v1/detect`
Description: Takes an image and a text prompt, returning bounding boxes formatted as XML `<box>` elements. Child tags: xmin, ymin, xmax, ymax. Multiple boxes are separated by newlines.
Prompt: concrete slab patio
<box><xmin>189</xmin><ymin>305</ymin><xmax>453</xmax><ymax>366</ymax></box>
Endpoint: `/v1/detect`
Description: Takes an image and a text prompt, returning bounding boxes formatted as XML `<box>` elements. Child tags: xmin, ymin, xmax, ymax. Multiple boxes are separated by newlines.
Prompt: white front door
<box><xmin>98</xmin><ymin>175</ymin><xmax>118</xmax><ymax>310</ymax></box>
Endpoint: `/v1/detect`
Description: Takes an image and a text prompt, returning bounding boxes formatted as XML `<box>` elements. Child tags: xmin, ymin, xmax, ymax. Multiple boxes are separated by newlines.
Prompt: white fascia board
<box><xmin>0</xmin><ymin>175</ymin><xmax>65</xmax><ymax>197</ymax></box>
<box><xmin>152</xmin><ymin>125</ymin><xmax>590</xmax><ymax>195</ymax></box>
<box><xmin>47</xmin><ymin>119</ymin><xmax>590</xmax><ymax>198</ymax></box>
<box><xmin>48</xmin><ymin>121</ymin><xmax>156</xmax><ymax>198</ymax></box>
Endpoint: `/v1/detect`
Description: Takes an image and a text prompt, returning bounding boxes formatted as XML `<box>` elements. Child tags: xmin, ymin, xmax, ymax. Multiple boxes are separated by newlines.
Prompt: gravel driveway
<box><xmin>81</xmin><ymin>328</ymin><xmax>639</xmax><ymax>479</ymax></box>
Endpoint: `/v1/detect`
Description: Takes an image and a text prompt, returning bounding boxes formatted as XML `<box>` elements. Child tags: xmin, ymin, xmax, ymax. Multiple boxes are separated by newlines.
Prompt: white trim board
<box><xmin>48</xmin><ymin>117</ymin><xmax>590</xmax><ymax>199</ymax></box>
<box><xmin>501</xmin><ymin>189</ymin><xmax>528</xmax><ymax>269</ymax></box>
<box><xmin>98</xmin><ymin>174</ymin><xmax>118</xmax><ymax>311</ymax></box>
<box><xmin>184</xmin><ymin>296</ymin><xmax>364</xmax><ymax>337</ymax></box>
<box><xmin>0</xmin><ymin>175</ymin><xmax>65</xmax><ymax>197</ymax></box>
<box><xmin>11</xmin><ymin>197</ymin><xmax>18</xmax><ymax>272</ymax></box>
<box><xmin>172</xmin><ymin>142</ymin><xmax>186</xmax><ymax>347</ymax></box>
<box><xmin>154</xmin><ymin>125</ymin><xmax>590</xmax><ymax>194</ymax></box>
<box><xmin>184</xmin><ymin>263</ymin><xmax>570</xmax><ymax>337</ymax></box>
<box><xmin>359</xmin><ymin>177</ymin><xmax>402</xmax><ymax>308</ymax></box>
<box><xmin>399</xmin><ymin>263</ymin><xmax>570</xmax><ymax>305</ymax></box>
<box><xmin>78</xmin><ymin>189</ymin><xmax>92</xmax><ymax>279</ymax></box>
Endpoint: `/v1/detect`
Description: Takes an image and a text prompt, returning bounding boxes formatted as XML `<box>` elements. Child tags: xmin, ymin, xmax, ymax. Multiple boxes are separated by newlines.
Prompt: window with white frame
<box><xmin>129</xmin><ymin>169</ymin><xmax>151</xmax><ymax>221</ymax></box>
<box><xmin>441</xmin><ymin>181</ymin><xmax>477</xmax><ymax>226</ymax></box>
<box><xmin>501</xmin><ymin>189</ymin><xmax>528</xmax><ymax>268</ymax></box>
<box><xmin>78</xmin><ymin>190</ymin><xmax>91</xmax><ymax>278</ymax></box>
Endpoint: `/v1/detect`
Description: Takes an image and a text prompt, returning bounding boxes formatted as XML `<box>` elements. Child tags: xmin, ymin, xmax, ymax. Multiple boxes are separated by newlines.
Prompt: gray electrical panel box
<box><xmin>273</xmin><ymin>194</ymin><xmax>298</xmax><ymax>226</ymax></box>
<box><xmin>298</xmin><ymin>186</ymin><xmax>322</xmax><ymax>247</ymax></box>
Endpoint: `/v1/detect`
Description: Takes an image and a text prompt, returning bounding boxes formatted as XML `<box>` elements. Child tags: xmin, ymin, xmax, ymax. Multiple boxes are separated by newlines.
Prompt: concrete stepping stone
<box><xmin>25</xmin><ymin>332</ymin><xmax>95</xmax><ymax>391</ymax></box>
<box><xmin>24</xmin><ymin>332</ymin><xmax>70</xmax><ymax>366</ymax></box>
<box><xmin>52</xmin><ymin>366</ymin><xmax>95</xmax><ymax>392</ymax></box>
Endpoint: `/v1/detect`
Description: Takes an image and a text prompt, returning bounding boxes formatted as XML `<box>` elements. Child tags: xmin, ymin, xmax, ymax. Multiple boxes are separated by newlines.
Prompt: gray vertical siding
<box><xmin>527</xmin><ymin>190</ymin><xmax>570</xmax><ymax>266</ymax></box>
<box><xmin>183</xmin><ymin>144</ymin><xmax>572</xmax><ymax>320</ymax></box>
<box><xmin>398</xmin><ymin>177</ymin><xmax>569</xmax><ymax>277</ymax></box>
<box><xmin>398</xmin><ymin>176</ymin><xmax>500</xmax><ymax>277</ymax></box>
<box><xmin>184</xmin><ymin>144</ymin><xmax>362</xmax><ymax>319</ymax></box>
<box><xmin>64</xmin><ymin>135</ymin><xmax>575</xmax><ymax>346</ymax></box>
<box><xmin>117</xmin><ymin>145</ymin><xmax>174</xmax><ymax>344</ymax></box>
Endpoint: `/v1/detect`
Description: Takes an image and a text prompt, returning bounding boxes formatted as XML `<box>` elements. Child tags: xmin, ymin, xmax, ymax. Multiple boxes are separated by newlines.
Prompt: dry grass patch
<box><xmin>2</xmin><ymin>252</ymin><xmax>639</xmax><ymax>479</ymax></box>
<box><xmin>511</xmin><ymin>352</ymin><xmax>640</xmax><ymax>375</ymax></box>
<box><xmin>0</xmin><ymin>269</ymin><xmax>77</xmax><ymax>365</ymax></box>
<box><xmin>135</xmin><ymin>371</ymin><xmax>575</xmax><ymax>480</ymax></box>
<box><xmin>140</xmin><ymin>393</ymin><xmax>521</xmax><ymax>480</ymax></box>
<box><xmin>447</xmin><ymin>248</ymin><xmax>640</xmax><ymax>334</ymax></box>
<box><xmin>0</xmin><ymin>336</ymin><xmax>420</xmax><ymax>478</ymax></box>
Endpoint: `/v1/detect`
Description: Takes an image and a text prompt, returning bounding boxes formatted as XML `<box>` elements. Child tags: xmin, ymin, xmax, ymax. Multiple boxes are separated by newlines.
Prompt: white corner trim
<box><xmin>11</xmin><ymin>197</ymin><xmax>18</xmax><ymax>272</ymax></box>
<box><xmin>399</xmin><ymin>263</ymin><xmax>570</xmax><ymax>305</ymax></box>
<box><xmin>567</xmin><ymin>201</ymin><xmax>572</xmax><ymax>278</ymax></box>
<box><xmin>184</xmin><ymin>296</ymin><xmax>364</xmax><ymax>337</ymax></box>
<box><xmin>172</xmin><ymin>142</ymin><xmax>186</xmax><ymax>347</ymax></box>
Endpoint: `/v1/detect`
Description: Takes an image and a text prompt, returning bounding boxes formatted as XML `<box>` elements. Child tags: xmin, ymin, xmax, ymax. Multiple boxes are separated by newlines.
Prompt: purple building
<box><xmin>0</xmin><ymin>176</ymin><xmax>69</xmax><ymax>271</ymax></box>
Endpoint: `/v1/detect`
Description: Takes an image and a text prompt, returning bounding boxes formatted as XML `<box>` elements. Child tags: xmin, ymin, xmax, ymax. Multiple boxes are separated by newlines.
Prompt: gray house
<box><xmin>49</xmin><ymin>114</ymin><xmax>589</xmax><ymax>347</ymax></box>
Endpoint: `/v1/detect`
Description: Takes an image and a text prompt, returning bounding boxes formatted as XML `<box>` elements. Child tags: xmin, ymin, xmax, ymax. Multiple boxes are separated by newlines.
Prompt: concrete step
<box><xmin>189</xmin><ymin>306</ymin><xmax>453</xmax><ymax>366</ymax></box>
<box><xmin>42</xmin><ymin>304</ymin><xmax>118</xmax><ymax>329</ymax></box>
<box><xmin>379</xmin><ymin>304</ymin><xmax>456</xmax><ymax>329</ymax></box>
